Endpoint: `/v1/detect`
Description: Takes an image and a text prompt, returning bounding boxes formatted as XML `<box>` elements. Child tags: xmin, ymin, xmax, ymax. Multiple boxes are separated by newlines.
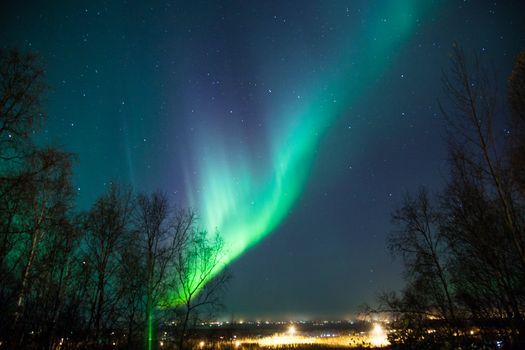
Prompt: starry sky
<box><xmin>2</xmin><ymin>0</ymin><xmax>524</xmax><ymax>320</ymax></box>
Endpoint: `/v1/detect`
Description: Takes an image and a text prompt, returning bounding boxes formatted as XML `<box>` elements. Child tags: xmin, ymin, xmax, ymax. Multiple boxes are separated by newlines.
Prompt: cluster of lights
<box><xmin>223</xmin><ymin>323</ymin><xmax>390</xmax><ymax>348</ymax></box>
<box><xmin>370</xmin><ymin>323</ymin><xmax>389</xmax><ymax>347</ymax></box>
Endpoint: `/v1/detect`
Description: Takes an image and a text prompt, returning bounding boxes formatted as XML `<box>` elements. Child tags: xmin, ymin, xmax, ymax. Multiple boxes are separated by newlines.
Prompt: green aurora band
<box><xmin>165</xmin><ymin>0</ymin><xmax>439</xmax><ymax>305</ymax></box>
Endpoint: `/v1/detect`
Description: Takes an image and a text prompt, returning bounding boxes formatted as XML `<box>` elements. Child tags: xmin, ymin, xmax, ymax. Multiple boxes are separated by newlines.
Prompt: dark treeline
<box><xmin>375</xmin><ymin>46</ymin><xmax>525</xmax><ymax>349</ymax></box>
<box><xmin>0</xmin><ymin>49</ymin><xmax>229</xmax><ymax>350</ymax></box>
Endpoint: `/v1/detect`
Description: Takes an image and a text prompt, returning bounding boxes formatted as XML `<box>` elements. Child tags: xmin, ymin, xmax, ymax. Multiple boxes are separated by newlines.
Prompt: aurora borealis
<box><xmin>186</xmin><ymin>1</ymin><xmax>438</xmax><ymax>290</ymax></box>
<box><xmin>2</xmin><ymin>0</ymin><xmax>525</xmax><ymax>319</ymax></box>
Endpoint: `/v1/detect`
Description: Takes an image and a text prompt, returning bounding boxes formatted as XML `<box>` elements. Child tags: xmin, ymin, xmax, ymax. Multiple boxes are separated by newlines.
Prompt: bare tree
<box><xmin>379</xmin><ymin>46</ymin><xmax>525</xmax><ymax>348</ymax></box>
<box><xmin>118</xmin><ymin>240</ymin><xmax>146</xmax><ymax>349</ymax></box>
<box><xmin>133</xmin><ymin>193</ymin><xmax>193</xmax><ymax>350</ymax></box>
<box><xmin>0</xmin><ymin>47</ymin><xmax>233</xmax><ymax>349</ymax></box>
<box><xmin>172</xmin><ymin>229</ymin><xmax>229</xmax><ymax>350</ymax></box>
<box><xmin>440</xmin><ymin>44</ymin><xmax>525</xmax><ymax>266</ymax></box>
<box><xmin>442</xmin><ymin>146</ymin><xmax>524</xmax><ymax>320</ymax></box>
<box><xmin>0</xmin><ymin>48</ymin><xmax>48</xmax><ymax>339</ymax></box>
<box><xmin>7</xmin><ymin>148</ymin><xmax>75</xmax><ymax>349</ymax></box>
<box><xmin>82</xmin><ymin>183</ymin><xmax>134</xmax><ymax>348</ymax></box>
<box><xmin>440</xmin><ymin>46</ymin><xmax>525</xmax><ymax>344</ymax></box>
<box><xmin>30</xmin><ymin>214</ymin><xmax>81</xmax><ymax>350</ymax></box>
<box><xmin>386</xmin><ymin>189</ymin><xmax>458</xmax><ymax>344</ymax></box>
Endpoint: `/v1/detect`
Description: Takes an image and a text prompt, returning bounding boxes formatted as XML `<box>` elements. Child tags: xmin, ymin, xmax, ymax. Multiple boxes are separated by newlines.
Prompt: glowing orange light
<box><xmin>370</xmin><ymin>323</ymin><xmax>389</xmax><ymax>347</ymax></box>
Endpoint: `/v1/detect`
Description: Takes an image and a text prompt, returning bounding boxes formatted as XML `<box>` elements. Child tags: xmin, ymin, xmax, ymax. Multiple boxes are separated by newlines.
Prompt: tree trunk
<box><xmin>178</xmin><ymin>304</ymin><xmax>191</xmax><ymax>350</ymax></box>
<box><xmin>146</xmin><ymin>292</ymin><xmax>152</xmax><ymax>350</ymax></box>
<box><xmin>94</xmin><ymin>273</ymin><xmax>105</xmax><ymax>346</ymax></box>
<box><xmin>14</xmin><ymin>229</ymin><xmax>40</xmax><ymax>322</ymax></box>
<box><xmin>10</xmin><ymin>226</ymin><xmax>42</xmax><ymax>349</ymax></box>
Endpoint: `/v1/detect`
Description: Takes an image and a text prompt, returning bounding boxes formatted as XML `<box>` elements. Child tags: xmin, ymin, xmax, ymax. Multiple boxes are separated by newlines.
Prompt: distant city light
<box><xmin>370</xmin><ymin>323</ymin><xmax>389</xmax><ymax>347</ymax></box>
<box><xmin>192</xmin><ymin>320</ymin><xmax>393</xmax><ymax>349</ymax></box>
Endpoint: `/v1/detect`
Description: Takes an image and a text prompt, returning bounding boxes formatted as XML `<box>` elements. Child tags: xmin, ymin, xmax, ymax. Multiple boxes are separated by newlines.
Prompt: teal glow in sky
<box><xmin>3</xmin><ymin>0</ymin><xmax>524</xmax><ymax>318</ymax></box>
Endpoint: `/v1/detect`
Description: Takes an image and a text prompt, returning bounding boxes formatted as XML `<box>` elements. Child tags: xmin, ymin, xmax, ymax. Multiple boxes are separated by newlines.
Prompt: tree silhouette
<box><xmin>378</xmin><ymin>46</ymin><xmax>525</xmax><ymax>349</ymax></box>
<box><xmin>172</xmin><ymin>229</ymin><xmax>229</xmax><ymax>350</ymax></box>
<box><xmin>82</xmin><ymin>183</ymin><xmax>134</xmax><ymax>347</ymax></box>
<box><xmin>133</xmin><ymin>193</ymin><xmax>193</xmax><ymax>350</ymax></box>
<box><xmin>0</xmin><ymin>49</ymin><xmax>232</xmax><ymax>349</ymax></box>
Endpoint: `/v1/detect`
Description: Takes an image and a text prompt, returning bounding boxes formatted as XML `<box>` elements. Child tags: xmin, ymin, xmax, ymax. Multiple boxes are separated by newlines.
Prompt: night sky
<box><xmin>2</xmin><ymin>0</ymin><xmax>524</xmax><ymax>320</ymax></box>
